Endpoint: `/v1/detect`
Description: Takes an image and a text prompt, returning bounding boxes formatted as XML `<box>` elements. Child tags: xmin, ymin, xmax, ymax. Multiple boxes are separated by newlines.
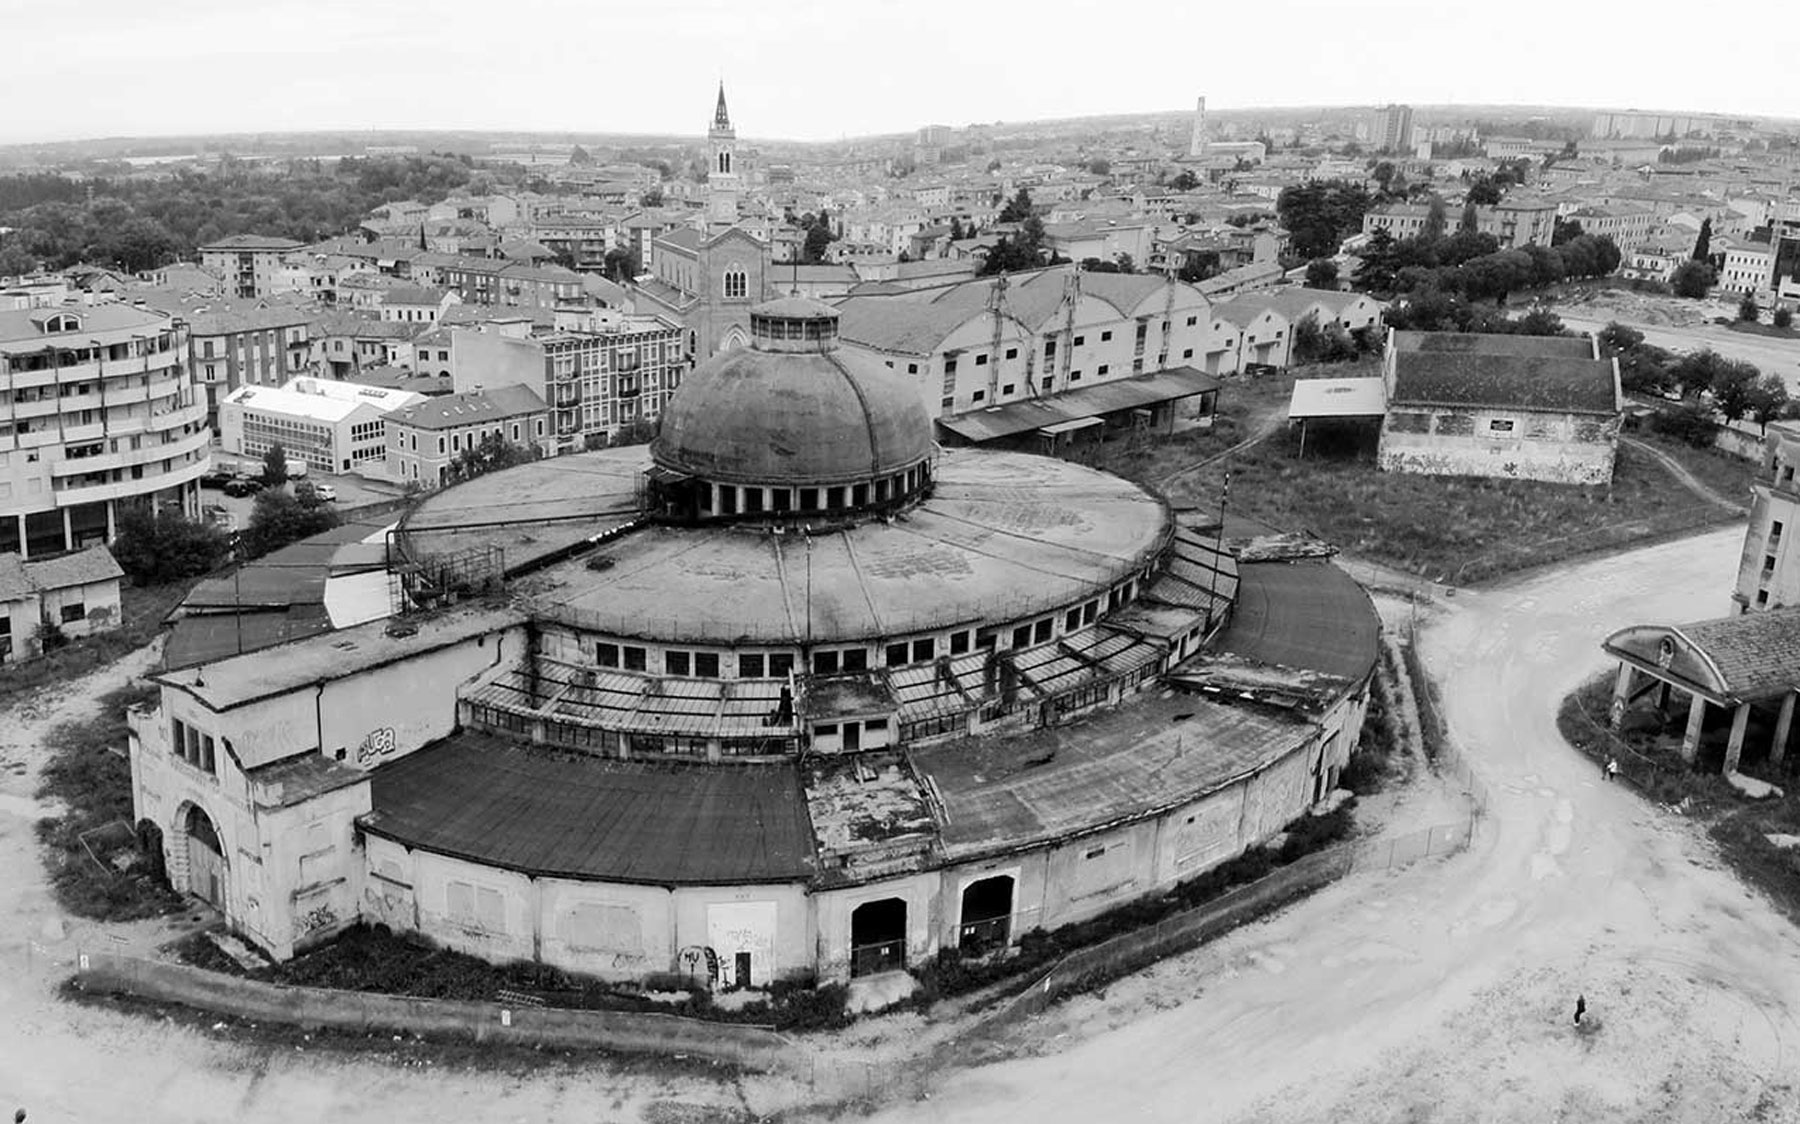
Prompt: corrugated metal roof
<box><xmin>364</xmin><ymin>732</ymin><xmax>817</xmax><ymax>885</ymax></box>
<box><xmin>938</xmin><ymin>367</ymin><xmax>1220</xmax><ymax>443</ymax></box>
<box><xmin>1217</xmin><ymin>560</ymin><xmax>1380</xmax><ymax>681</ymax></box>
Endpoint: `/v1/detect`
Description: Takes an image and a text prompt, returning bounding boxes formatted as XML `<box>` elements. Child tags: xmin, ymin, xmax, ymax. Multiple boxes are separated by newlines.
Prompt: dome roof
<box><xmin>653</xmin><ymin>336</ymin><xmax>934</xmax><ymax>488</ymax></box>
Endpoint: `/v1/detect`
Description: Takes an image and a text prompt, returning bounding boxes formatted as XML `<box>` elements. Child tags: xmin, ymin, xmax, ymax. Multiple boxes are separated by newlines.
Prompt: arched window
<box><xmin>723</xmin><ymin>269</ymin><xmax>747</xmax><ymax>299</ymax></box>
<box><xmin>718</xmin><ymin>151</ymin><xmax>731</xmax><ymax>175</ymax></box>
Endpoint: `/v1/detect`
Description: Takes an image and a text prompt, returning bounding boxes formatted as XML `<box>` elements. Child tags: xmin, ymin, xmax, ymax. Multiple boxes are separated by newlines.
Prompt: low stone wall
<box><xmin>967</xmin><ymin>844</ymin><xmax>1357</xmax><ymax>1034</ymax></box>
<box><xmin>73</xmin><ymin>951</ymin><xmax>792</xmax><ymax>1071</ymax></box>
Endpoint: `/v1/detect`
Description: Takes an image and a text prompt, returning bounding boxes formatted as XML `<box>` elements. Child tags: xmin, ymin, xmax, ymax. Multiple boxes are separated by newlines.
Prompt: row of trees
<box><xmin>1599</xmin><ymin>323</ymin><xmax>1791</xmax><ymax>429</ymax></box>
<box><xmin>1357</xmin><ymin>226</ymin><xmax>1621</xmax><ymax>302</ymax></box>
<box><xmin>0</xmin><ymin>154</ymin><xmax>481</xmax><ymax>276</ymax></box>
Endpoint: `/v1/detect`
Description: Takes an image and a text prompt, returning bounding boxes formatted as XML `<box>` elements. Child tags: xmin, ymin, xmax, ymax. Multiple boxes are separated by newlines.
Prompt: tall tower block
<box><xmin>707</xmin><ymin>83</ymin><xmax>740</xmax><ymax>227</ymax></box>
<box><xmin>1188</xmin><ymin>96</ymin><xmax>1208</xmax><ymax>159</ymax></box>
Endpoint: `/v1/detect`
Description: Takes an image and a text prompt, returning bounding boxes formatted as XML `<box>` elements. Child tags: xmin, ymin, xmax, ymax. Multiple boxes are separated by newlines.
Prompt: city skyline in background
<box><xmin>5</xmin><ymin>0</ymin><xmax>1800</xmax><ymax>146</ymax></box>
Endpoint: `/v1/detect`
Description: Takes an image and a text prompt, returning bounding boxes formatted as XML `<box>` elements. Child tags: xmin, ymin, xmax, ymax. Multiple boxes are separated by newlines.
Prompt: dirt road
<box><xmin>865</xmin><ymin>526</ymin><xmax>1800</xmax><ymax>1124</ymax></box>
<box><xmin>8</xmin><ymin>528</ymin><xmax>1800</xmax><ymax>1123</ymax></box>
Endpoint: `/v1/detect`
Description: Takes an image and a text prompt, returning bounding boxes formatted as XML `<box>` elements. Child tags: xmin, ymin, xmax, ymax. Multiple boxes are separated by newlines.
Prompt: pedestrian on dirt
<box><xmin>1605</xmin><ymin>757</ymin><xmax>1620</xmax><ymax>782</ymax></box>
<box><xmin>1574</xmin><ymin>995</ymin><xmax>1587</xmax><ymax>1026</ymax></box>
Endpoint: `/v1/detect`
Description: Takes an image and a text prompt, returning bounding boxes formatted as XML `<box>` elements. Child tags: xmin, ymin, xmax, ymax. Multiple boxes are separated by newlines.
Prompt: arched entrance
<box><xmin>849</xmin><ymin>898</ymin><xmax>907</xmax><ymax>978</ymax></box>
<box><xmin>958</xmin><ymin>875</ymin><xmax>1015</xmax><ymax>955</ymax></box>
<box><xmin>182</xmin><ymin>804</ymin><xmax>226</xmax><ymax>909</ymax></box>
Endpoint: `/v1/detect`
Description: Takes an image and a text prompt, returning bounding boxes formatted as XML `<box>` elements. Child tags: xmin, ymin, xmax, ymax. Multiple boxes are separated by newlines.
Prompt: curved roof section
<box><xmin>652</xmin><ymin>343</ymin><xmax>933</xmax><ymax>486</ymax></box>
<box><xmin>1216</xmin><ymin>559</ymin><xmax>1380</xmax><ymax>681</ymax></box>
<box><xmin>364</xmin><ymin>731</ymin><xmax>816</xmax><ymax>885</ymax></box>
<box><xmin>1603</xmin><ymin>608</ymin><xmax>1800</xmax><ymax>703</ymax></box>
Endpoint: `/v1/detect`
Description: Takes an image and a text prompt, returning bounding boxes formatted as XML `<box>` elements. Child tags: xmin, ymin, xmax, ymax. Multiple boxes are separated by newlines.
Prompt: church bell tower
<box><xmin>707</xmin><ymin>83</ymin><xmax>740</xmax><ymax>227</ymax></box>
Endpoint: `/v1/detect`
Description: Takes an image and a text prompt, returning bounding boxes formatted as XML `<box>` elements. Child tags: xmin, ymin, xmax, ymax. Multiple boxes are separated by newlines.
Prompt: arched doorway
<box><xmin>849</xmin><ymin>898</ymin><xmax>907</xmax><ymax>978</ymax></box>
<box><xmin>182</xmin><ymin>804</ymin><xmax>226</xmax><ymax>909</ymax></box>
<box><xmin>958</xmin><ymin>875</ymin><xmax>1015</xmax><ymax>956</ymax></box>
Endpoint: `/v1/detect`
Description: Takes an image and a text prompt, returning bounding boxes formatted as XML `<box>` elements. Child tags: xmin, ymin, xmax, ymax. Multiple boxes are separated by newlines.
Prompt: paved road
<box><xmin>1562</xmin><ymin>313</ymin><xmax>1800</xmax><ymax>391</ymax></box>
<box><xmin>869</xmin><ymin>526</ymin><xmax>1800</xmax><ymax>1123</ymax></box>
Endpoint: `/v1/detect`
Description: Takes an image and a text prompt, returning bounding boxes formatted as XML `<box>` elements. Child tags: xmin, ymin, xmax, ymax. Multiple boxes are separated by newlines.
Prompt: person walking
<box><xmin>1574</xmin><ymin>994</ymin><xmax>1587</xmax><ymax>1026</ymax></box>
<box><xmin>1605</xmin><ymin>757</ymin><xmax>1620</xmax><ymax>783</ymax></box>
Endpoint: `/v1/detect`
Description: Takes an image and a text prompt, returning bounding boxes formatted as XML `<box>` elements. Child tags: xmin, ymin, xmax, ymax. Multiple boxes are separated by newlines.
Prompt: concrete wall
<box><xmin>1379</xmin><ymin>405</ymin><xmax>1619</xmax><ymax>484</ymax></box>
<box><xmin>74</xmin><ymin>952</ymin><xmax>791</xmax><ymax>1071</ymax></box>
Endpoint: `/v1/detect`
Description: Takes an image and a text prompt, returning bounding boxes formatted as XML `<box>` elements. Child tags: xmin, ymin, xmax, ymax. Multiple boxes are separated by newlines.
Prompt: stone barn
<box><xmin>1376</xmin><ymin>330</ymin><xmax>1621</xmax><ymax>485</ymax></box>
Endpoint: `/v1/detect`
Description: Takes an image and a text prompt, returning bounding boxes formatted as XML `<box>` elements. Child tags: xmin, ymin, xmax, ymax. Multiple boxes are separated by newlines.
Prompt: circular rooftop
<box><xmin>651</xmin><ymin>298</ymin><xmax>934</xmax><ymax>488</ymax></box>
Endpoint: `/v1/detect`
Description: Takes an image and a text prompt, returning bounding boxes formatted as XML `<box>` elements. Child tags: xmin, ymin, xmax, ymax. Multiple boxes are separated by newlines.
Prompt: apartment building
<box><xmin>197</xmin><ymin>234</ymin><xmax>305</xmax><ymax>299</ymax></box>
<box><xmin>218</xmin><ymin>377</ymin><xmax>423</xmax><ymax>474</ymax></box>
<box><xmin>439</xmin><ymin>257</ymin><xmax>586</xmax><ymax>311</ymax></box>
<box><xmin>1562</xmin><ymin>204</ymin><xmax>1656</xmax><ymax>254</ymax></box>
<box><xmin>0</xmin><ymin>304</ymin><xmax>211</xmax><ymax>556</ymax></box>
<box><xmin>450</xmin><ymin>313</ymin><xmax>685</xmax><ymax>452</ymax></box>
<box><xmin>384</xmin><ymin>385</ymin><xmax>549</xmax><ymax>486</ymax></box>
<box><xmin>137</xmin><ymin>298</ymin><xmax>313</xmax><ymax>433</ymax></box>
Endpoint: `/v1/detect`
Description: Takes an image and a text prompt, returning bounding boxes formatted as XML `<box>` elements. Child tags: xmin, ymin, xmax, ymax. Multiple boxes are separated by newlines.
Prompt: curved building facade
<box><xmin>129</xmin><ymin>299</ymin><xmax>1379</xmax><ymax>990</ymax></box>
<box><xmin>0</xmin><ymin>304</ymin><xmax>209</xmax><ymax>556</ymax></box>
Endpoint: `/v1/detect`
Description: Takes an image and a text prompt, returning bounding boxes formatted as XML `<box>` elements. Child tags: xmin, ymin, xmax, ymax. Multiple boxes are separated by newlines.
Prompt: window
<box><xmin>1034</xmin><ymin>618</ymin><xmax>1053</xmax><ymax>644</ymax></box>
<box><xmin>693</xmin><ymin>652</ymin><xmax>720</xmax><ymax>678</ymax></box>
<box><xmin>622</xmin><ymin>646</ymin><xmax>647</xmax><ymax>671</ymax></box>
<box><xmin>799</xmin><ymin>487</ymin><xmax>819</xmax><ymax>511</ymax></box>
<box><xmin>743</xmin><ymin>488</ymin><xmax>764</xmax><ymax>514</ymax></box>
<box><xmin>950</xmin><ymin>630</ymin><xmax>971</xmax><ymax>655</ymax></box>
<box><xmin>1045</xmin><ymin>340</ymin><xmax>1057</xmax><ymax>359</ymax></box>
<box><xmin>595</xmin><ymin>642</ymin><xmax>620</xmax><ymax>667</ymax></box>
<box><xmin>1101</xmin><ymin>330</ymin><xmax>1112</xmax><ymax>342</ymax></box>
<box><xmin>768</xmin><ymin>653</ymin><xmax>795</xmax><ymax>677</ymax></box>
<box><xmin>1773</xmin><ymin>521</ymin><xmax>1785</xmax><ymax>541</ymax></box>
<box><xmin>1765</xmin><ymin>555</ymin><xmax>1777</xmax><ymax>574</ymax></box>
<box><xmin>59</xmin><ymin>602</ymin><xmax>86</xmax><ymax>623</ymax></box>
<box><xmin>1070</xmin><ymin>371</ymin><xmax>1082</xmax><ymax>382</ymax></box>
<box><xmin>723</xmin><ymin>269</ymin><xmax>748</xmax><ymax>299</ymax></box>
<box><xmin>739</xmin><ymin>653</ymin><xmax>766</xmax><ymax>678</ymax></box>
<box><xmin>1097</xmin><ymin>364</ymin><xmax>1109</xmax><ymax>376</ymax></box>
<box><xmin>1489</xmin><ymin>419</ymin><xmax>1516</xmax><ymax>433</ymax></box>
<box><xmin>1186</xmin><ymin>315</ymin><xmax>1198</xmax><ymax>326</ymax></box>
<box><xmin>1758</xmin><ymin>589</ymin><xmax>1771</xmax><ymax>606</ymax></box>
<box><xmin>886</xmin><ymin>642</ymin><xmax>909</xmax><ymax>667</ymax></box>
<box><xmin>1074</xmin><ymin>335</ymin><xmax>1085</xmax><ymax>346</ymax></box>
<box><xmin>1003</xmin><ymin>384</ymin><xmax>1015</xmax><ymax>395</ymax></box>
<box><xmin>814</xmin><ymin>723</ymin><xmax>839</xmax><ymax>737</ymax></box>
<box><xmin>907</xmin><ymin>363</ymin><xmax>918</xmax><ymax>374</ymax></box>
<box><xmin>1005</xmin><ymin>347</ymin><xmax>1018</xmax><ymax>360</ymax></box>
<box><xmin>944</xmin><ymin>357</ymin><xmax>958</xmax><ymax>375</ymax></box>
<box><xmin>975</xmin><ymin>354</ymin><xmax>989</xmax><ymax>366</ymax></box>
<box><xmin>1012</xmin><ymin>625</ymin><xmax>1031</xmax><ymax>648</ymax></box>
<box><xmin>1066</xmin><ymin>608</ymin><xmax>1081</xmax><ymax>631</ymax></box>
<box><xmin>813</xmin><ymin>650</ymin><xmax>840</xmax><ymax>675</ymax></box>
<box><xmin>912</xmin><ymin>638</ymin><xmax>935</xmax><ymax>662</ymax></box>
<box><xmin>972</xmin><ymin>390</ymin><xmax>986</xmax><ymax>402</ymax></box>
<box><xmin>665</xmin><ymin>651</ymin><xmax>691</xmax><ymax>676</ymax></box>
<box><xmin>1182</xmin><ymin>349</ymin><xmax>1193</xmax><ymax>359</ymax></box>
<box><xmin>842</xmin><ymin>649</ymin><xmax>868</xmax><ymax>672</ymax></box>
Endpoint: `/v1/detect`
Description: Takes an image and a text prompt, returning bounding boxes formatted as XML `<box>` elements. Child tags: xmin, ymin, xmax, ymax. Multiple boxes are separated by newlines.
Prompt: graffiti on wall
<box><xmin>355</xmin><ymin>727</ymin><xmax>397</xmax><ymax>765</ymax></box>
<box><xmin>294</xmin><ymin>902</ymin><xmax>339</xmax><ymax>939</ymax></box>
<box><xmin>676</xmin><ymin>944</ymin><xmax>719</xmax><ymax>985</ymax></box>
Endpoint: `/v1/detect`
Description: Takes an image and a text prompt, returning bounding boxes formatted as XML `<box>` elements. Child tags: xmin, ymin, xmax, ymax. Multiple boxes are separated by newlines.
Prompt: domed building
<box><xmin>128</xmin><ymin>299</ymin><xmax>1380</xmax><ymax>990</ymax></box>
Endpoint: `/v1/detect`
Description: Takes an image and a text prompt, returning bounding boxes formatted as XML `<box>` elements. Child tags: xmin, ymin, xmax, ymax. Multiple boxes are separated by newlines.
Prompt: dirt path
<box><xmin>1622</xmin><ymin>434</ymin><xmax>1749</xmax><ymax>515</ymax></box>
<box><xmin>857</xmin><ymin>526</ymin><xmax>1800</xmax><ymax>1124</ymax></box>
<box><xmin>1155</xmin><ymin>397</ymin><xmax>1288</xmax><ymax>496</ymax></box>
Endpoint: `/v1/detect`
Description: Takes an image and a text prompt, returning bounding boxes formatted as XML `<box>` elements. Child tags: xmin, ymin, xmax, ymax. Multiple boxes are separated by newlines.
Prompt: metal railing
<box><xmin>849</xmin><ymin>939</ymin><xmax>905</xmax><ymax>979</ymax></box>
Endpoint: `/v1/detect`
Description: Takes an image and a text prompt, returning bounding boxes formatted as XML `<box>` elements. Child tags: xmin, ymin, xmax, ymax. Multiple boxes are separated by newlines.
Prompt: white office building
<box><xmin>218</xmin><ymin>377</ymin><xmax>424</xmax><ymax>474</ymax></box>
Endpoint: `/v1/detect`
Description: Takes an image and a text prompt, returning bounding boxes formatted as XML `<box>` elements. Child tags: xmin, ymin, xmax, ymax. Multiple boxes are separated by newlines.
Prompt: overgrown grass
<box><xmin>1341</xmin><ymin>663</ymin><xmax>1401</xmax><ymax>795</ymax></box>
<box><xmin>34</xmin><ymin>680</ymin><xmax>183</xmax><ymax>921</ymax></box>
<box><xmin>1147</xmin><ymin>421</ymin><xmax>1745</xmax><ymax>585</ymax></box>
<box><xmin>0</xmin><ymin>581</ymin><xmax>189</xmax><ymax>706</ymax></box>
<box><xmin>1400</xmin><ymin>637</ymin><xmax>1449</xmax><ymax>761</ymax></box>
<box><xmin>911</xmin><ymin>802</ymin><xmax>1357</xmax><ymax>1006</ymax></box>
<box><xmin>171</xmin><ymin>924</ymin><xmax>852</xmax><ymax>1032</ymax></box>
<box><xmin>1556</xmin><ymin>673</ymin><xmax>1800</xmax><ymax>926</ymax></box>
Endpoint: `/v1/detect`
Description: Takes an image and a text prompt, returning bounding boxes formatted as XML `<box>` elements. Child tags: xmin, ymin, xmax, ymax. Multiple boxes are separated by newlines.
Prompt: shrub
<box><xmin>1739</xmin><ymin>295</ymin><xmax>1760</xmax><ymax>323</ymax></box>
<box><xmin>1651</xmin><ymin>402</ymin><xmax>1720</xmax><ymax>448</ymax></box>
<box><xmin>1776</xmin><ymin>307</ymin><xmax>1794</xmax><ymax>330</ymax></box>
<box><xmin>1670</xmin><ymin>260</ymin><xmax>1716</xmax><ymax>299</ymax></box>
<box><xmin>111</xmin><ymin>505</ymin><xmax>231</xmax><ymax>586</ymax></box>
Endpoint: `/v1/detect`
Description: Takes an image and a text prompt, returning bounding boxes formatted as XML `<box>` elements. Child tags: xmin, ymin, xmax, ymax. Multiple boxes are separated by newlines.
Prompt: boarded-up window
<box><xmin>561</xmin><ymin>903</ymin><xmax>643</xmax><ymax>953</ymax></box>
<box><xmin>1435</xmin><ymin>412</ymin><xmax>1475</xmax><ymax>436</ymax></box>
<box><xmin>476</xmin><ymin>886</ymin><xmax>505</xmax><ymax>932</ymax></box>
<box><xmin>446</xmin><ymin>880</ymin><xmax>474</xmax><ymax>922</ymax></box>
<box><xmin>1387</xmin><ymin>412</ymin><xmax>1430</xmax><ymax>434</ymax></box>
<box><xmin>1488</xmin><ymin>418</ymin><xmax>1515</xmax><ymax>433</ymax></box>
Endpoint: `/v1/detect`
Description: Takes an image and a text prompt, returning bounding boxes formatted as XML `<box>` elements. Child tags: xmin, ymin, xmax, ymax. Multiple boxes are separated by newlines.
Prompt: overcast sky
<box><xmin>3</xmin><ymin>0</ymin><xmax>1797</xmax><ymax>146</ymax></box>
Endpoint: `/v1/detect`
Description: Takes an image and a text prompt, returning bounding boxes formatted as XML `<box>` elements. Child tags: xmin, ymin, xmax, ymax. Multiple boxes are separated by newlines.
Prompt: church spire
<box><xmin>713</xmin><ymin>82</ymin><xmax>732</xmax><ymax>134</ymax></box>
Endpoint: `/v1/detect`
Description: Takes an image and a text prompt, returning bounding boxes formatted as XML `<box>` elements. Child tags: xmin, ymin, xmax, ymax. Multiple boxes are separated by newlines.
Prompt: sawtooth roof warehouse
<box><xmin>127</xmin><ymin>298</ymin><xmax>1379</xmax><ymax>993</ymax></box>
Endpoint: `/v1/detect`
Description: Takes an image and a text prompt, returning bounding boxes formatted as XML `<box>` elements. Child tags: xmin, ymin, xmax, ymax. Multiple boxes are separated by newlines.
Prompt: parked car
<box><xmin>199</xmin><ymin>469</ymin><xmax>234</xmax><ymax>490</ymax></box>
<box><xmin>1244</xmin><ymin>362</ymin><xmax>1280</xmax><ymax>377</ymax></box>
<box><xmin>222</xmin><ymin>476</ymin><xmax>264</xmax><ymax>498</ymax></box>
<box><xmin>308</xmin><ymin>483</ymin><xmax>337</xmax><ymax>502</ymax></box>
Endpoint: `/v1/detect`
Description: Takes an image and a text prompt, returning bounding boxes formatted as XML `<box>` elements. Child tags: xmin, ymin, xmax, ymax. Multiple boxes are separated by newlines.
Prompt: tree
<box><xmin>110</xmin><ymin>505</ymin><xmax>231</xmax><ymax>586</ymax></box>
<box><xmin>1113</xmin><ymin>253</ymin><xmax>1135</xmax><ymax>274</ymax></box>
<box><xmin>447</xmin><ymin>433</ymin><xmax>541</xmax><ymax>485</ymax></box>
<box><xmin>949</xmin><ymin>216</ymin><xmax>966</xmax><ymax>241</ymax></box>
<box><xmin>1739</xmin><ymin>294</ymin><xmax>1760</xmax><ymax>323</ymax></box>
<box><xmin>1422</xmin><ymin>196</ymin><xmax>1448</xmax><ymax>242</ymax></box>
<box><xmin>1692</xmin><ymin>217</ymin><xmax>1712</xmax><ymax>262</ymax></box>
<box><xmin>1671</xmin><ymin>349</ymin><xmax>1730</xmax><ymax>397</ymax></box>
<box><xmin>1711</xmin><ymin>359</ymin><xmax>1762</xmax><ymax>423</ymax></box>
<box><xmin>568</xmin><ymin>145</ymin><xmax>593</xmax><ymax>167</ymax></box>
<box><xmin>602</xmin><ymin>246</ymin><xmax>641</xmax><ymax>282</ymax></box>
<box><xmin>997</xmin><ymin>188</ymin><xmax>1034</xmax><ymax>224</ymax></box>
<box><xmin>1305</xmin><ymin>258</ymin><xmax>1340</xmax><ymax>289</ymax></box>
<box><xmin>640</xmin><ymin>186</ymin><xmax>664</xmax><ymax>208</ymax></box>
<box><xmin>1458</xmin><ymin>200</ymin><xmax>1480</xmax><ymax>234</ymax></box>
<box><xmin>239</xmin><ymin>488</ymin><xmax>341</xmax><ymax>560</ymax></box>
<box><xmin>260</xmin><ymin>443</ymin><xmax>289</xmax><ymax>487</ymax></box>
<box><xmin>1552</xmin><ymin>218</ymin><xmax>1584</xmax><ymax>247</ymax></box>
<box><xmin>1083</xmin><ymin>157</ymin><xmax>1110</xmax><ymax>176</ymax></box>
<box><xmin>1275</xmin><ymin>181</ymin><xmax>1374</xmax><ymax>261</ymax></box>
<box><xmin>1464</xmin><ymin>177</ymin><xmax>1504</xmax><ymax>206</ymax></box>
<box><xmin>1775</xmin><ymin>307</ymin><xmax>1794</xmax><ymax>329</ymax></box>
<box><xmin>1169</xmin><ymin>170</ymin><xmax>1200</xmax><ymax>192</ymax></box>
<box><xmin>803</xmin><ymin>222</ymin><xmax>834</xmax><ymax>264</ymax></box>
<box><xmin>1749</xmin><ymin>374</ymin><xmax>1791</xmax><ymax>431</ymax></box>
<box><xmin>1670</xmin><ymin>260</ymin><xmax>1716</xmax><ymax>298</ymax></box>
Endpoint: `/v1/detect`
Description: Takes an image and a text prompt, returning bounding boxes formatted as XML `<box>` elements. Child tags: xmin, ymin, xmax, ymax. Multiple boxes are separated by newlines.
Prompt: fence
<box><xmin>70</xmin><ymin>951</ymin><xmax>793</xmax><ymax>1072</ymax></box>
